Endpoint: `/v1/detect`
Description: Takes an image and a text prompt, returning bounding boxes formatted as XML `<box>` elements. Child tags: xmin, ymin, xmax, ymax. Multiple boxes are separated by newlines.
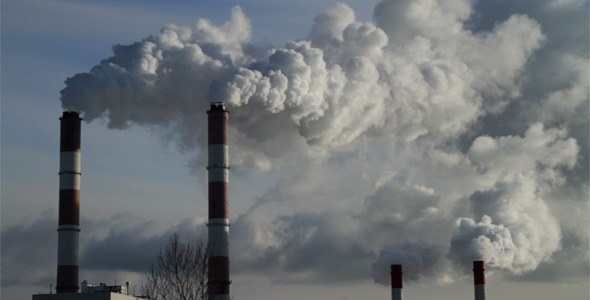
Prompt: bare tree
<box><xmin>141</xmin><ymin>233</ymin><xmax>208</xmax><ymax>300</ymax></box>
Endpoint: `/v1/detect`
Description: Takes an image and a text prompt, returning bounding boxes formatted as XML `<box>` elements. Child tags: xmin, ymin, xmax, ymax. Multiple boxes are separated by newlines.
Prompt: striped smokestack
<box><xmin>473</xmin><ymin>261</ymin><xmax>486</xmax><ymax>300</ymax></box>
<box><xmin>56</xmin><ymin>111</ymin><xmax>81</xmax><ymax>293</ymax></box>
<box><xmin>207</xmin><ymin>102</ymin><xmax>230</xmax><ymax>300</ymax></box>
<box><xmin>391</xmin><ymin>265</ymin><xmax>402</xmax><ymax>300</ymax></box>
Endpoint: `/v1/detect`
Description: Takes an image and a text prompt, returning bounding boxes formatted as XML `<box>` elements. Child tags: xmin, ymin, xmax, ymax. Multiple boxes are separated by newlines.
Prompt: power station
<box><xmin>33</xmin><ymin>107</ymin><xmax>492</xmax><ymax>300</ymax></box>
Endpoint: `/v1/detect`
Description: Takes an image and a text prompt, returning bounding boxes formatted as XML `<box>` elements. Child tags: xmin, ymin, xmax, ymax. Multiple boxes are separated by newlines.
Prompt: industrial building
<box><xmin>33</xmin><ymin>291</ymin><xmax>143</xmax><ymax>300</ymax></box>
<box><xmin>33</xmin><ymin>281</ymin><xmax>143</xmax><ymax>300</ymax></box>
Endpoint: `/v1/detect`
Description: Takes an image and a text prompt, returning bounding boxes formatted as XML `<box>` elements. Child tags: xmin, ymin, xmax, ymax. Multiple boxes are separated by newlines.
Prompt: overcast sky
<box><xmin>2</xmin><ymin>0</ymin><xmax>589</xmax><ymax>299</ymax></box>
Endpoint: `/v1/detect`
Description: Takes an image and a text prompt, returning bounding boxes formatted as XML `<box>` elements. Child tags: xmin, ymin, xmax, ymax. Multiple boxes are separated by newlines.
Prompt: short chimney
<box><xmin>391</xmin><ymin>264</ymin><xmax>402</xmax><ymax>300</ymax></box>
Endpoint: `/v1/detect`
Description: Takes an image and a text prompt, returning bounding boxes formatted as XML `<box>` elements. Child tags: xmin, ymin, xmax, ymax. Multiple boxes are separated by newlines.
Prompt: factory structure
<box><xmin>33</xmin><ymin>105</ymin><xmax>489</xmax><ymax>300</ymax></box>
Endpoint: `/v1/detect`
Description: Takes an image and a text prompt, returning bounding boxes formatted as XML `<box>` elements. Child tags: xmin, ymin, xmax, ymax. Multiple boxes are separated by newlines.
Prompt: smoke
<box><xmin>56</xmin><ymin>0</ymin><xmax>587</xmax><ymax>288</ymax></box>
<box><xmin>355</xmin><ymin>184</ymin><xmax>450</xmax><ymax>249</ymax></box>
<box><xmin>60</xmin><ymin>6</ymin><xmax>252</xmax><ymax>153</ymax></box>
<box><xmin>447</xmin><ymin>124</ymin><xmax>578</xmax><ymax>274</ymax></box>
<box><xmin>231</xmin><ymin>210</ymin><xmax>373</xmax><ymax>283</ymax></box>
<box><xmin>60</xmin><ymin>0</ymin><xmax>545</xmax><ymax>155</ymax></box>
<box><xmin>209</xmin><ymin>1</ymin><xmax>545</xmax><ymax>148</ymax></box>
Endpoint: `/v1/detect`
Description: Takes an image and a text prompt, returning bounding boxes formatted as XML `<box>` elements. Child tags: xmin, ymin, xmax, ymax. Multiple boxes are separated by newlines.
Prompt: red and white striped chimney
<box><xmin>56</xmin><ymin>111</ymin><xmax>81</xmax><ymax>293</ymax></box>
<box><xmin>473</xmin><ymin>261</ymin><xmax>486</xmax><ymax>300</ymax></box>
<box><xmin>207</xmin><ymin>102</ymin><xmax>230</xmax><ymax>300</ymax></box>
<box><xmin>391</xmin><ymin>264</ymin><xmax>402</xmax><ymax>300</ymax></box>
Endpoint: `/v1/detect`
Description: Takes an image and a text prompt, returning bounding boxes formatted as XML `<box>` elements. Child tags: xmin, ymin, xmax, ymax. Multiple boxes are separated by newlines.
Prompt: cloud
<box><xmin>231</xmin><ymin>210</ymin><xmax>373</xmax><ymax>283</ymax></box>
<box><xmin>80</xmin><ymin>214</ymin><xmax>207</xmax><ymax>272</ymax></box>
<box><xmin>0</xmin><ymin>210</ymin><xmax>209</xmax><ymax>289</ymax></box>
<box><xmin>1</xmin><ymin>212</ymin><xmax>57</xmax><ymax>286</ymax></box>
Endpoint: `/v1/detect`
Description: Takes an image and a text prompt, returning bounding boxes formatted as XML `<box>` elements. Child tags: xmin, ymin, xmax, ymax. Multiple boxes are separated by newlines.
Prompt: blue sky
<box><xmin>2</xmin><ymin>0</ymin><xmax>589</xmax><ymax>299</ymax></box>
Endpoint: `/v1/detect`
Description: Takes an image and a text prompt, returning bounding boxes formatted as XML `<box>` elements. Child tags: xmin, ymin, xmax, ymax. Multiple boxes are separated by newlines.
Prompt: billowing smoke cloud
<box><xmin>55</xmin><ymin>0</ymin><xmax>587</xmax><ymax>288</ymax></box>
<box><xmin>60</xmin><ymin>6</ymin><xmax>253</xmax><ymax>155</ymax></box>
<box><xmin>210</xmin><ymin>1</ymin><xmax>545</xmax><ymax>148</ymax></box>
<box><xmin>449</xmin><ymin>178</ymin><xmax>561</xmax><ymax>274</ymax></box>
<box><xmin>60</xmin><ymin>0</ymin><xmax>545</xmax><ymax>156</ymax></box>
<box><xmin>448</xmin><ymin>124</ymin><xmax>578</xmax><ymax>274</ymax></box>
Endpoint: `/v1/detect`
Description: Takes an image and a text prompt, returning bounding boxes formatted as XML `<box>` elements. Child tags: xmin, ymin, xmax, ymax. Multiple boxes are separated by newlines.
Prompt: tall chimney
<box><xmin>207</xmin><ymin>102</ymin><xmax>230</xmax><ymax>300</ymax></box>
<box><xmin>391</xmin><ymin>265</ymin><xmax>402</xmax><ymax>300</ymax></box>
<box><xmin>56</xmin><ymin>111</ymin><xmax>81</xmax><ymax>293</ymax></box>
<box><xmin>473</xmin><ymin>261</ymin><xmax>486</xmax><ymax>300</ymax></box>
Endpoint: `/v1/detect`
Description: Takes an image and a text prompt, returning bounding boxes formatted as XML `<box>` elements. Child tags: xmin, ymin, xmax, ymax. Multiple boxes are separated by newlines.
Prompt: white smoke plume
<box><xmin>60</xmin><ymin>0</ymin><xmax>545</xmax><ymax>156</ymax></box>
<box><xmin>210</xmin><ymin>2</ymin><xmax>545</xmax><ymax>148</ymax></box>
<box><xmin>448</xmin><ymin>124</ymin><xmax>579</xmax><ymax>274</ymax></box>
<box><xmin>57</xmin><ymin>0</ymin><xmax>587</xmax><ymax>287</ymax></box>
<box><xmin>449</xmin><ymin>177</ymin><xmax>561</xmax><ymax>274</ymax></box>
